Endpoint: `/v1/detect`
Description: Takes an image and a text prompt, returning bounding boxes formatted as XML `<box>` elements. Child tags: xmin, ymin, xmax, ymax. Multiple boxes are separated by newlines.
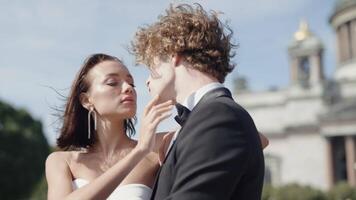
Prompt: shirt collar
<box><xmin>182</xmin><ymin>82</ymin><xmax>224</xmax><ymax>111</ymax></box>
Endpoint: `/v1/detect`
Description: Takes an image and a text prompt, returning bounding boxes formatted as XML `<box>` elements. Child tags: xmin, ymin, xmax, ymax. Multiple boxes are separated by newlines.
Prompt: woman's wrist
<box><xmin>132</xmin><ymin>145</ymin><xmax>149</xmax><ymax>158</ymax></box>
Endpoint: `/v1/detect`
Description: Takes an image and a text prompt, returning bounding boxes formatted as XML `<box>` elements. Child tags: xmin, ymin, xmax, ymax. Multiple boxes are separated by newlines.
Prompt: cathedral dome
<box><xmin>288</xmin><ymin>21</ymin><xmax>323</xmax><ymax>55</ymax></box>
<box><xmin>330</xmin><ymin>0</ymin><xmax>356</xmax><ymax>24</ymax></box>
<box><xmin>334</xmin><ymin>0</ymin><xmax>356</xmax><ymax>15</ymax></box>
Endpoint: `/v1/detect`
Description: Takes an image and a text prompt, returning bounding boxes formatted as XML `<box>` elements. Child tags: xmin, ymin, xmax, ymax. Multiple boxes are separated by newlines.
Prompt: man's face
<box><xmin>146</xmin><ymin>57</ymin><xmax>176</xmax><ymax>103</ymax></box>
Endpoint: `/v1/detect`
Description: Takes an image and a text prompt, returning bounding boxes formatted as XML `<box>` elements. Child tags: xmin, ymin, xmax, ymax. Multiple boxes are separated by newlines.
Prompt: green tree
<box><xmin>275</xmin><ymin>184</ymin><xmax>326</xmax><ymax>200</ymax></box>
<box><xmin>30</xmin><ymin>175</ymin><xmax>47</xmax><ymax>200</ymax></box>
<box><xmin>327</xmin><ymin>182</ymin><xmax>356</xmax><ymax>200</ymax></box>
<box><xmin>0</xmin><ymin>100</ymin><xmax>50</xmax><ymax>200</ymax></box>
<box><xmin>262</xmin><ymin>184</ymin><xmax>276</xmax><ymax>200</ymax></box>
<box><xmin>262</xmin><ymin>183</ymin><xmax>327</xmax><ymax>200</ymax></box>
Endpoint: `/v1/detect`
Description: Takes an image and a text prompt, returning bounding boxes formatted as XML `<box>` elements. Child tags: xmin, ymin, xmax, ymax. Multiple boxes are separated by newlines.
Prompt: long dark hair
<box><xmin>57</xmin><ymin>53</ymin><xmax>136</xmax><ymax>150</ymax></box>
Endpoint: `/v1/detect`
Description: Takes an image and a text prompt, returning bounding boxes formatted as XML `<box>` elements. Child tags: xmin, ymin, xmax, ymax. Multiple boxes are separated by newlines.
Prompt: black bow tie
<box><xmin>174</xmin><ymin>103</ymin><xmax>191</xmax><ymax>126</ymax></box>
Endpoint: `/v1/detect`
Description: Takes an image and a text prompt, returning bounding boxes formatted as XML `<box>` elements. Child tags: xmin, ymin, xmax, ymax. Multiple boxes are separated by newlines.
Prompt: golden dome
<box><xmin>294</xmin><ymin>20</ymin><xmax>313</xmax><ymax>41</ymax></box>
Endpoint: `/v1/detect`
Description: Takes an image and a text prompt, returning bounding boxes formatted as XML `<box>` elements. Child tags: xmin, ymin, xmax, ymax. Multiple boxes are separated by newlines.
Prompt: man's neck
<box><xmin>175</xmin><ymin>67</ymin><xmax>219</xmax><ymax>104</ymax></box>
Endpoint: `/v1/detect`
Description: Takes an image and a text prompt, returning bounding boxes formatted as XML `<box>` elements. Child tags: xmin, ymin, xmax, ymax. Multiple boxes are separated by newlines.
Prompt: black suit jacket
<box><xmin>151</xmin><ymin>87</ymin><xmax>265</xmax><ymax>200</ymax></box>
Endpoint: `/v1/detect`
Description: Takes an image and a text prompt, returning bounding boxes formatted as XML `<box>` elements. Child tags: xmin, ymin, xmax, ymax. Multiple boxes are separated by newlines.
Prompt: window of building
<box><xmin>299</xmin><ymin>57</ymin><xmax>310</xmax><ymax>87</ymax></box>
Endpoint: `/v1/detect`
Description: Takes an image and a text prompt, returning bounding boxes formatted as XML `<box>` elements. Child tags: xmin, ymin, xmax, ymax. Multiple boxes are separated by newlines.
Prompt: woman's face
<box><xmin>85</xmin><ymin>61</ymin><xmax>137</xmax><ymax>120</ymax></box>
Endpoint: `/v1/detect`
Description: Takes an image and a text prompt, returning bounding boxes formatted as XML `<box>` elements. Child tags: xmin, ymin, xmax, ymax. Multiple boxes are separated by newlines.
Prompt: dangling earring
<box><xmin>88</xmin><ymin>107</ymin><xmax>97</xmax><ymax>139</ymax></box>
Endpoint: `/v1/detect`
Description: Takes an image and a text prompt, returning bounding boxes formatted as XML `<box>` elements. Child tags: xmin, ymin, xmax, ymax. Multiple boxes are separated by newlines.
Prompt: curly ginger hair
<box><xmin>131</xmin><ymin>3</ymin><xmax>237</xmax><ymax>83</ymax></box>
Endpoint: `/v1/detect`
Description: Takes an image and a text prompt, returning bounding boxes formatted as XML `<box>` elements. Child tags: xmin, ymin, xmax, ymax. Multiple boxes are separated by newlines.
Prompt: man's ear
<box><xmin>79</xmin><ymin>93</ymin><xmax>91</xmax><ymax>110</ymax></box>
<box><xmin>172</xmin><ymin>54</ymin><xmax>182</xmax><ymax>67</ymax></box>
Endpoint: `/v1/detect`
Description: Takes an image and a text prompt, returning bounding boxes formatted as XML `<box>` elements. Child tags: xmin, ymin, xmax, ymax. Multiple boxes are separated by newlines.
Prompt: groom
<box><xmin>132</xmin><ymin>4</ymin><xmax>264</xmax><ymax>200</ymax></box>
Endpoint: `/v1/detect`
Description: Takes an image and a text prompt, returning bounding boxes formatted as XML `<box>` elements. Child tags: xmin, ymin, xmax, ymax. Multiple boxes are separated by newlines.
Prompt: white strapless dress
<box><xmin>72</xmin><ymin>179</ymin><xmax>152</xmax><ymax>200</ymax></box>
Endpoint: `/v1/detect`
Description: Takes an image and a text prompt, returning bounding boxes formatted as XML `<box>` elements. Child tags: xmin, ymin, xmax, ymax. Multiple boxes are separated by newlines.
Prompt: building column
<box><xmin>290</xmin><ymin>58</ymin><xmax>299</xmax><ymax>85</ymax></box>
<box><xmin>345</xmin><ymin>136</ymin><xmax>356</xmax><ymax>186</ymax></box>
<box><xmin>310</xmin><ymin>53</ymin><xmax>323</xmax><ymax>85</ymax></box>
<box><xmin>337</xmin><ymin>27</ymin><xmax>343</xmax><ymax>64</ymax></box>
<box><xmin>351</xmin><ymin>20</ymin><xmax>356</xmax><ymax>59</ymax></box>
<box><xmin>326</xmin><ymin>137</ymin><xmax>335</xmax><ymax>188</ymax></box>
<box><xmin>339</xmin><ymin>24</ymin><xmax>350</xmax><ymax>62</ymax></box>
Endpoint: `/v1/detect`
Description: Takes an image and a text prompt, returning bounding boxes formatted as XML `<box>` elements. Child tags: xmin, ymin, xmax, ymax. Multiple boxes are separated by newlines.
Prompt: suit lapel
<box><xmin>163</xmin><ymin>87</ymin><xmax>232</xmax><ymax>162</ymax></box>
<box><xmin>159</xmin><ymin>87</ymin><xmax>232</xmax><ymax>165</ymax></box>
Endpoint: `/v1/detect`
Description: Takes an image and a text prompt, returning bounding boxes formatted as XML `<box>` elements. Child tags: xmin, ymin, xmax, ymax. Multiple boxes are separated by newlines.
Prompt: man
<box><xmin>132</xmin><ymin>4</ymin><xmax>265</xmax><ymax>200</ymax></box>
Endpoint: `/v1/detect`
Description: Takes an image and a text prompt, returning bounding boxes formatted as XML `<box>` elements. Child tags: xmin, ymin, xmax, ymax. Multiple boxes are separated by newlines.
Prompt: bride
<box><xmin>46</xmin><ymin>53</ymin><xmax>269</xmax><ymax>200</ymax></box>
<box><xmin>46</xmin><ymin>53</ymin><xmax>174</xmax><ymax>200</ymax></box>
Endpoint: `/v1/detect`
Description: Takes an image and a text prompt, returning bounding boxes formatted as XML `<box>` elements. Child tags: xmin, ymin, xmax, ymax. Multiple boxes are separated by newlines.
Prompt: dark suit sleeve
<box><xmin>164</xmin><ymin>101</ymin><xmax>252</xmax><ymax>200</ymax></box>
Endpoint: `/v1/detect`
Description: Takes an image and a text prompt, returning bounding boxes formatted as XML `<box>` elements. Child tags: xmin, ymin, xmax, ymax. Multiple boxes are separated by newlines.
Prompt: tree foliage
<box><xmin>0</xmin><ymin>100</ymin><xmax>50</xmax><ymax>200</ymax></box>
<box><xmin>263</xmin><ymin>183</ymin><xmax>356</xmax><ymax>200</ymax></box>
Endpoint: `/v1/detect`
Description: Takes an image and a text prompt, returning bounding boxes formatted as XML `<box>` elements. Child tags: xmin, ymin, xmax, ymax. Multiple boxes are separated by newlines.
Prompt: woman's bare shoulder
<box><xmin>46</xmin><ymin>151</ymin><xmax>72</xmax><ymax>169</ymax></box>
<box><xmin>45</xmin><ymin>151</ymin><xmax>75</xmax><ymax>184</ymax></box>
<box><xmin>46</xmin><ymin>150</ymin><xmax>89</xmax><ymax>169</ymax></box>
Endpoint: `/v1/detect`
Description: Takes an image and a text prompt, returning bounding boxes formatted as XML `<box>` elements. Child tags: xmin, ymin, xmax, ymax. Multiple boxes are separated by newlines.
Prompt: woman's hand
<box><xmin>137</xmin><ymin>95</ymin><xmax>174</xmax><ymax>154</ymax></box>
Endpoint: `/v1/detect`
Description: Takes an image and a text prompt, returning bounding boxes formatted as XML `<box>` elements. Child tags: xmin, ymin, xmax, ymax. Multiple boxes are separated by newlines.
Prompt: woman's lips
<box><xmin>121</xmin><ymin>96</ymin><xmax>135</xmax><ymax>104</ymax></box>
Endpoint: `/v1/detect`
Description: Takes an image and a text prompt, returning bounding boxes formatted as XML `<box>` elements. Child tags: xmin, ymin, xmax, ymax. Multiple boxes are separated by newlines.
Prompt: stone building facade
<box><xmin>234</xmin><ymin>0</ymin><xmax>356</xmax><ymax>190</ymax></box>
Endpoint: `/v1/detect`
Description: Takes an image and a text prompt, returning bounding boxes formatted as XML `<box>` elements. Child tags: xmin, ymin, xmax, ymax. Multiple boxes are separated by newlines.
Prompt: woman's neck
<box><xmin>91</xmin><ymin>118</ymin><xmax>135</xmax><ymax>159</ymax></box>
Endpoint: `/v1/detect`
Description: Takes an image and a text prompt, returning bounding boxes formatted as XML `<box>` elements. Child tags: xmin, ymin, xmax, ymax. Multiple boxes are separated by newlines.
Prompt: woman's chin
<box><xmin>104</xmin><ymin>108</ymin><xmax>136</xmax><ymax>120</ymax></box>
<box><xmin>121</xmin><ymin>109</ymin><xmax>136</xmax><ymax>119</ymax></box>
<box><xmin>126</xmin><ymin>112</ymin><xmax>136</xmax><ymax>119</ymax></box>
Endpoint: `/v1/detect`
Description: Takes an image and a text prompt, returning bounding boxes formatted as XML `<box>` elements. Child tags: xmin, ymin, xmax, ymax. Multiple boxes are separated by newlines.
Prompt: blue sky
<box><xmin>0</xmin><ymin>0</ymin><xmax>336</xmax><ymax>145</ymax></box>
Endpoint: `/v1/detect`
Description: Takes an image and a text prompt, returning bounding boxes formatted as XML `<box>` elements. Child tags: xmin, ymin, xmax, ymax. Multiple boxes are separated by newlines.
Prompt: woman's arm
<box><xmin>46</xmin><ymin>148</ymin><xmax>148</xmax><ymax>200</ymax></box>
<box><xmin>46</xmin><ymin>152</ymin><xmax>74</xmax><ymax>199</ymax></box>
<box><xmin>118</xmin><ymin>152</ymin><xmax>160</xmax><ymax>187</ymax></box>
<box><xmin>111</xmin><ymin>131</ymin><xmax>176</xmax><ymax>189</ymax></box>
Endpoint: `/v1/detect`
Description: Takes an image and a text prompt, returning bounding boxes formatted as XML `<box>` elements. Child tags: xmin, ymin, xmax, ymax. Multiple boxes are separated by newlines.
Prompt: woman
<box><xmin>46</xmin><ymin>53</ymin><xmax>269</xmax><ymax>200</ymax></box>
<box><xmin>46</xmin><ymin>53</ymin><xmax>173</xmax><ymax>200</ymax></box>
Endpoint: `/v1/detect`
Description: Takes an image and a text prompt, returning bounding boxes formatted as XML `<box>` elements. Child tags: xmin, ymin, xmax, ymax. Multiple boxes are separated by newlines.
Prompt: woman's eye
<box><xmin>130</xmin><ymin>83</ymin><xmax>136</xmax><ymax>88</ymax></box>
<box><xmin>107</xmin><ymin>81</ymin><xmax>118</xmax><ymax>86</ymax></box>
